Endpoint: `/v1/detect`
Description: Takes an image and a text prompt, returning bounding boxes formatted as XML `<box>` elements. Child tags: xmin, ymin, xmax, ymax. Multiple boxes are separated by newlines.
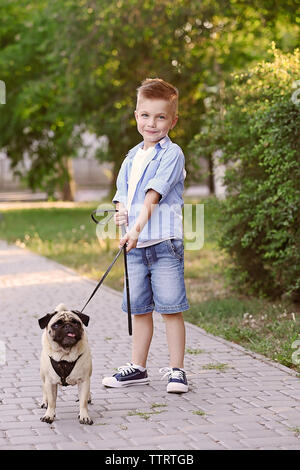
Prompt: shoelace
<box><xmin>117</xmin><ymin>363</ymin><xmax>136</xmax><ymax>376</ymax></box>
<box><xmin>159</xmin><ymin>367</ymin><xmax>185</xmax><ymax>381</ymax></box>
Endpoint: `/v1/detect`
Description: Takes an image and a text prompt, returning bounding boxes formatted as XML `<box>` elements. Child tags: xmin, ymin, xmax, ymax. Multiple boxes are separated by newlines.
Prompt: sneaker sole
<box><xmin>102</xmin><ymin>377</ymin><xmax>150</xmax><ymax>388</ymax></box>
<box><xmin>167</xmin><ymin>382</ymin><xmax>189</xmax><ymax>393</ymax></box>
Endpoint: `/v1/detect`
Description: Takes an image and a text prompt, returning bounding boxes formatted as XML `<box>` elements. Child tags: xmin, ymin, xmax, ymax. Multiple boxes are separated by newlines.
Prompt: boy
<box><xmin>102</xmin><ymin>78</ymin><xmax>189</xmax><ymax>393</ymax></box>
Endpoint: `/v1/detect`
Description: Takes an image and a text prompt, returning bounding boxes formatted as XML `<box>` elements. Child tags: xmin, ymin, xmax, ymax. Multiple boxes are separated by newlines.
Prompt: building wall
<box><xmin>0</xmin><ymin>154</ymin><xmax>112</xmax><ymax>191</ymax></box>
<box><xmin>0</xmin><ymin>153</ymin><xmax>21</xmax><ymax>190</ymax></box>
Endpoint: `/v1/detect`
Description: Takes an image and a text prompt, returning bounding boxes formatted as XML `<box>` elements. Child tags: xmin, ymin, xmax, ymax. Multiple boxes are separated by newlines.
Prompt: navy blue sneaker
<box><xmin>160</xmin><ymin>367</ymin><xmax>189</xmax><ymax>393</ymax></box>
<box><xmin>102</xmin><ymin>363</ymin><xmax>149</xmax><ymax>387</ymax></box>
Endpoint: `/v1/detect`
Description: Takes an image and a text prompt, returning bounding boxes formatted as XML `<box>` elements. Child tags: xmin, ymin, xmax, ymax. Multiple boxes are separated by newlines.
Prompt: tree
<box><xmin>0</xmin><ymin>0</ymin><xmax>78</xmax><ymax>198</ymax></box>
<box><xmin>0</xmin><ymin>0</ymin><xmax>299</xmax><ymax>198</ymax></box>
<box><xmin>203</xmin><ymin>45</ymin><xmax>300</xmax><ymax>299</ymax></box>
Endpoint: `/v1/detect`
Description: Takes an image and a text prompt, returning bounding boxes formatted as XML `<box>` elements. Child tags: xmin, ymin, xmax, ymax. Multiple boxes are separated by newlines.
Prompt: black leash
<box><xmin>80</xmin><ymin>209</ymin><xmax>132</xmax><ymax>336</ymax></box>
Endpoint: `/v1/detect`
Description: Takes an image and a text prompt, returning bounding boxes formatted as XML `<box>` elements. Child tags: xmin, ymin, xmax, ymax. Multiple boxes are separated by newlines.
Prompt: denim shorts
<box><xmin>122</xmin><ymin>239</ymin><xmax>189</xmax><ymax>315</ymax></box>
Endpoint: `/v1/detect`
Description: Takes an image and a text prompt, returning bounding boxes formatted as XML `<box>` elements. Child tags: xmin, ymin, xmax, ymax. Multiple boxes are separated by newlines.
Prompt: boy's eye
<box><xmin>141</xmin><ymin>113</ymin><xmax>148</xmax><ymax>117</ymax></box>
<box><xmin>159</xmin><ymin>115</ymin><xmax>166</xmax><ymax>119</ymax></box>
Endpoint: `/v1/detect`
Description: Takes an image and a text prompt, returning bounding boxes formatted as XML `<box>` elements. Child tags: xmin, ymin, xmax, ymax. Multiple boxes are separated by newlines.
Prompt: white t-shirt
<box><xmin>127</xmin><ymin>146</ymin><xmax>155</xmax><ymax>213</ymax></box>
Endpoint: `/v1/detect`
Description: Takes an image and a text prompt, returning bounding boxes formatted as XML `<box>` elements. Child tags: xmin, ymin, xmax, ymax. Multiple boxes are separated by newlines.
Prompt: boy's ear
<box><xmin>38</xmin><ymin>313</ymin><xmax>56</xmax><ymax>329</ymax></box>
<box><xmin>171</xmin><ymin>115</ymin><xmax>178</xmax><ymax>129</ymax></box>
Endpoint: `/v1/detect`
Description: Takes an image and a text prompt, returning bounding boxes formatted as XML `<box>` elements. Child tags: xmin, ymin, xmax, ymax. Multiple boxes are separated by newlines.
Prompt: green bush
<box><xmin>196</xmin><ymin>44</ymin><xmax>300</xmax><ymax>300</ymax></box>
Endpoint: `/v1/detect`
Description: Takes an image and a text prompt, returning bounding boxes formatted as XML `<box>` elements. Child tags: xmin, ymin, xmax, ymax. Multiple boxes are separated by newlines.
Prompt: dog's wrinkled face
<box><xmin>39</xmin><ymin>308</ymin><xmax>90</xmax><ymax>349</ymax></box>
<box><xmin>48</xmin><ymin>312</ymin><xmax>83</xmax><ymax>348</ymax></box>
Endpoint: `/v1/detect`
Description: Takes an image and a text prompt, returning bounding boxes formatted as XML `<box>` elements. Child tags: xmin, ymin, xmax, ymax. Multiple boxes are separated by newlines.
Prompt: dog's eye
<box><xmin>52</xmin><ymin>320</ymin><xmax>63</xmax><ymax>329</ymax></box>
<box><xmin>71</xmin><ymin>319</ymin><xmax>80</xmax><ymax>326</ymax></box>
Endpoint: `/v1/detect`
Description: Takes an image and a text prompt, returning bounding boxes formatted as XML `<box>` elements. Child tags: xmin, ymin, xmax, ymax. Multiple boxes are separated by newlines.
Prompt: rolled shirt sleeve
<box><xmin>112</xmin><ymin>158</ymin><xmax>128</xmax><ymax>206</ymax></box>
<box><xmin>144</xmin><ymin>146</ymin><xmax>185</xmax><ymax>203</ymax></box>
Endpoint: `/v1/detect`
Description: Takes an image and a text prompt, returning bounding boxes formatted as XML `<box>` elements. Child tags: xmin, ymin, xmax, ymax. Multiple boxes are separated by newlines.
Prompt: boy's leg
<box><xmin>131</xmin><ymin>312</ymin><xmax>153</xmax><ymax>368</ymax></box>
<box><xmin>102</xmin><ymin>311</ymin><xmax>153</xmax><ymax>388</ymax></box>
<box><xmin>160</xmin><ymin>312</ymin><xmax>188</xmax><ymax>393</ymax></box>
<box><xmin>162</xmin><ymin>312</ymin><xmax>185</xmax><ymax>368</ymax></box>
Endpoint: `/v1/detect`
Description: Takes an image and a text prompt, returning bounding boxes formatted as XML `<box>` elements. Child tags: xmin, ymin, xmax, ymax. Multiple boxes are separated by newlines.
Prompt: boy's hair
<box><xmin>136</xmin><ymin>78</ymin><xmax>179</xmax><ymax>116</ymax></box>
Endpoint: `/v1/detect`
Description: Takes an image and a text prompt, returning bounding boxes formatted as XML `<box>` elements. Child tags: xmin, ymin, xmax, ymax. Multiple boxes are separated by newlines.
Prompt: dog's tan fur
<box><xmin>39</xmin><ymin>303</ymin><xmax>93</xmax><ymax>424</ymax></box>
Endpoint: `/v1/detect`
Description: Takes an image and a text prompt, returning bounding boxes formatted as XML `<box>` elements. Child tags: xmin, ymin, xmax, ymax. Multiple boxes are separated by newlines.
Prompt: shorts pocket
<box><xmin>166</xmin><ymin>239</ymin><xmax>184</xmax><ymax>260</ymax></box>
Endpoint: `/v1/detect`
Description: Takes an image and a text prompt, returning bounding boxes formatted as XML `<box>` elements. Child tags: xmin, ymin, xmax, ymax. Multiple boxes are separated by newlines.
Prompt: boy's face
<box><xmin>134</xmin><ymin>98</ymin><xmax>178</xmax><ymax>150</ymax></box>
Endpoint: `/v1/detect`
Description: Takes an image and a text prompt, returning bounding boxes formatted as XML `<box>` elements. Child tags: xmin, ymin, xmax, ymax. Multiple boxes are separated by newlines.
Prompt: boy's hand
<box><xmin>116</xmin><ymin>189</ymin><xmax>160</xmax><ymax>253</ymax></box>
<box><xmin>114</xmin><ymin>208</ymin><xmax>128</xmax><ymax>226</ymax></box>
<box><xmin>119</xmin><ymin>228</ymin><xmax>139</xmax><ymax>252</ymax></box>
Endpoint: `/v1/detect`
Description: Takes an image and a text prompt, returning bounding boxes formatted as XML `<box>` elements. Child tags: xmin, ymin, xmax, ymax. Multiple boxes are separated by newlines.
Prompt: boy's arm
<box><xmin>112</xmin><ymin>157</ymin><xmax>128</xmax><ymax>207</ymax></box>
<box><xmin>114</xmin><ymin>202</ymin><xmax>128</xmax><ymax>226</ymax></box>
<box><xmin>144</xmin><ymin>146</ymin><xmax>185</xmax><ymax>203</ymax></box>
<box><xmin>119</xmin><ymin>189</ymin><xmax>160</xmax><ymax>252</ymax></box>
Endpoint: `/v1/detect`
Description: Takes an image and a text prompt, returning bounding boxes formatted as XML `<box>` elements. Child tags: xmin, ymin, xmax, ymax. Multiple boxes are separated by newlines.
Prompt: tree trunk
<box><xmin>61</xmin><ymin>157</ymin><xmax>76</xmax><ymax>201</ymax></box>
<box><xmin>208</xmin><ymin>155</ymin><xmax>215</xmax><ymax>194</ymax></box>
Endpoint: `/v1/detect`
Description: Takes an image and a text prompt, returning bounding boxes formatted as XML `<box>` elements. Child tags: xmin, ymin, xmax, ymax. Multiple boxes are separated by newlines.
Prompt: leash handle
<box><xmin>91</xmin><ymin>208</ymin><xmax>115</xmax><ymax>225</ymax></box>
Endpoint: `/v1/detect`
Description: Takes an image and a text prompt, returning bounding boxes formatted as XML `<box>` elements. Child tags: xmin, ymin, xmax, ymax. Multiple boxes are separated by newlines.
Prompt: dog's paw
<box><xmin>40</xmin><ymin>402</ymin><xmax>48</xmax><ymax>409</ymax></box>
<box><xmin>78</xmin><ymin>414</ymin><xmax>93</xmax><ymax>425</ymax></box>
<box><xmin>40</xmin><ymin>414</ymin><xmax>55</xmax><ymax>424</ymax></box>
<box><xmin>76</xmin><ymin>397</ymin><xmax>92</xmax><ymax>404</ymax></box>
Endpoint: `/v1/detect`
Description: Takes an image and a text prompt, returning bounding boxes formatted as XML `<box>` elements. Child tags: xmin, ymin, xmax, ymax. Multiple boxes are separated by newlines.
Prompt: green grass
<box><xmin>0</xmin><ymin>203</ymin><xmax>125</xmax><ymax>291</ymax></box>
<box><xmin>184</xmin><ymin>296</ymin><xmax>300</xmax><ymax>371</ymax></box>
<box><xmin>290</xmin><ymin>427</ymin><xmax>300</xmax><ymax>436</ymax></box>
<box><xmin>0</xmin><ymin>197</ymin><xmax>299</xmax><ymax>373</ymax></box>
<box><xmin>192</xmin><ymin>410</ymin><xmax>206</xmax><ymax>416</ymax></box>
<box><xmin>150</xmin><ymin>403</ymin><xmax>167</xmax><ymax>409</ymax></box>
<box><xmin>185</xmin><ymin>348</ymin><xmax>204</xmax><ymax>355</ymax></box>
<box><xmin>127</xmin><ymin>407</ymin><xmax>167</xmax><ymax>420</ymax></box>
<box><xmin>202</xmin><ymin>363</ymin><xmax>229</xmax><ymax>371</ymax></box>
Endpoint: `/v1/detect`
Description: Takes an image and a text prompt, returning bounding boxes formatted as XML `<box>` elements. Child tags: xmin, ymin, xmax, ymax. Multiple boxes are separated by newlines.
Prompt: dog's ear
<box><xmin>38</xmin><ymin>313</ymin><xmax>56</xmax><ymax>329</ymax></box>
<box><xmin>71</xmin><ymin>310</ymin><xmax>90</xmax><ymax>327</ymax></box>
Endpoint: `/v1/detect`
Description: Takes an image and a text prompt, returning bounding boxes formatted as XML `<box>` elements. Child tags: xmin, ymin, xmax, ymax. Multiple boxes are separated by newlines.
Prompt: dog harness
<box><xmin>49</xmin><ymin>354</ymin><xmax>82</xmax><ymax>386</ymax></box>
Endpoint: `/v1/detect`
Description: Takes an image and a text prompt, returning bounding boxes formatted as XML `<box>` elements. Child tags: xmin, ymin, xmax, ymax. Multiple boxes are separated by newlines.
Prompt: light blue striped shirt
<box><xmin>113</xmin><ymin>135</ymin><xmax>186</xmax><ymax>244</ymax></box>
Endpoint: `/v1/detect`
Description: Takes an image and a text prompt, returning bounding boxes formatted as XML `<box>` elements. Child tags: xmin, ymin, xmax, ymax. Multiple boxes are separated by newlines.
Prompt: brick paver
<box><xmin>0</xmin><ymin>239</ymin><xmax>300</xmax><ymax>450</ymax></box>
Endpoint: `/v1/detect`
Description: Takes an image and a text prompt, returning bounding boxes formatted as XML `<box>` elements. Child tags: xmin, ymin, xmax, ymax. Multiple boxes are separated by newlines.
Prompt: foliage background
<box><xmin>190</xmin><ymin>45</ymin><xmax>300</xmax><ymax>300</ymax></box>
<box><xmin>0</xmin><ymin>0</ymin><xmax>299</xmax><ymax>196</ymax></box>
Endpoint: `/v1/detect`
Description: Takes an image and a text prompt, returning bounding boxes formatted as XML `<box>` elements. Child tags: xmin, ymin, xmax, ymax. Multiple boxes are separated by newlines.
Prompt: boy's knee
<box><xmin>161</xmin><ymin>312</ymin><xmax>183</xmax><ymax>321</ymax></box>
<box><xmin>134</xmin><ymin>312</ymin><xmax>153</xmax><ymax>319</ymax></box>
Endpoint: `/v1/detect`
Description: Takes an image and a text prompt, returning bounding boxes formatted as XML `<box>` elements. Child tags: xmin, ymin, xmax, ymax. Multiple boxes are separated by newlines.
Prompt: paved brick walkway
<box><xmin>0</xmin><ymin>239</ymin><xmax>300</xmax><ymax>450</ymax></box>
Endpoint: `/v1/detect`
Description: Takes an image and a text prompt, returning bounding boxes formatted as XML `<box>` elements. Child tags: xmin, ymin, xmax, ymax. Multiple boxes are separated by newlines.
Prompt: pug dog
<box><xmin>38</xmin><ymin>303</ymin><xmax>93</xmax><ymax>425</ymax></box>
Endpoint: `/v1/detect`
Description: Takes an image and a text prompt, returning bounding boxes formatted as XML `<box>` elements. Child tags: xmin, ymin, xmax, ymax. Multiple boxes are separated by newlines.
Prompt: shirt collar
<box><xmin>156</xmin><ymin>135</ymin><xmax>170</xmax><ymax>149</ymax></box>
<box><xmin>134</xmin><ymin>135</ymin><xmax>171</xmax><ymax>155</ymax></box>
